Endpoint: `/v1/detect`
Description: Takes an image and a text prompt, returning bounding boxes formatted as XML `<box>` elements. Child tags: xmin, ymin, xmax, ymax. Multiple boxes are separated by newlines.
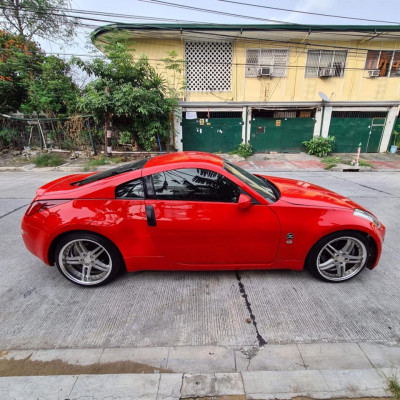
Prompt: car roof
<box><xmin>144</xmin><ymin>151</ymin><xmax>224</xmax><ymax>169</ymax></box>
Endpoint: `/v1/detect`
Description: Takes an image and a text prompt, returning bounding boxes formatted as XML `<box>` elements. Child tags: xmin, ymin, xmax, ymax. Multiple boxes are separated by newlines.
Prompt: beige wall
<box><xmin>111</xmin><ymin>36</ymin><xmax>400</xmax><ymax>103</ymax></box>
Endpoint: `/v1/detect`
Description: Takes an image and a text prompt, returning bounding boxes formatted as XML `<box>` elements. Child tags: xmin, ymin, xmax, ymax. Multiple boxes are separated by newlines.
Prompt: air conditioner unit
<box><xmin>368</xmin><ymin>69</ymin><xmax>380</xmax><ymax>77</ymax></box>
<box><xmin>318</xmin><ymin>68</ymin><xmax>336</xmax><ymax>77</ymax></box>
<box><xmin>257</xmin><ymin>67</ymin><xmax>272</xmax><ymax>77</ymax></box>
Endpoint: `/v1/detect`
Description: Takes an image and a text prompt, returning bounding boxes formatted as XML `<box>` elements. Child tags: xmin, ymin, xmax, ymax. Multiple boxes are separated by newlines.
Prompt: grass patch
<box><xmin>321</xmin><ymin>156</ymin><xmax>372</xmax><ymax>170</ymax></box>
<box><xmin>389</xmin><ymin>376</ymin><xmax>400</xmax><ymax>400</ymax></box>
<box><xmin>33</xmin><ymin>153</ymin><xmax>64</xmax><ymax>167</ymax></box>
<box><xmin>321</xmin><ymin>156</ymin><xmax>342</xmax><ymax>170</ymax></box>
<box><xmin>83</xmin><ymin>155</ymin><xmax>123</xmax><ymax>171</ymax></box>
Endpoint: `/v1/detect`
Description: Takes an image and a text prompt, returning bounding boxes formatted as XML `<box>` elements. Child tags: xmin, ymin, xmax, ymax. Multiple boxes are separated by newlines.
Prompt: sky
<box><xmin>40</xmin><ymin>0</ymin><xmax>400</xmax><ymax>58</ymax></box>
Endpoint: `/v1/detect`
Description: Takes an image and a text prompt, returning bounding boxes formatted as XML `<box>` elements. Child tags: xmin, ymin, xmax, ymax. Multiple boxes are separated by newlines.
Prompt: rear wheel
<box><xmin>55</xmin><ymin>233</ymin><xmax>122</xmax><ymax>287</ymax></box>
<box><xmin>307</xmin><ymin>231</ymin><xmax>371</xmax><ymax>282</ymax></box>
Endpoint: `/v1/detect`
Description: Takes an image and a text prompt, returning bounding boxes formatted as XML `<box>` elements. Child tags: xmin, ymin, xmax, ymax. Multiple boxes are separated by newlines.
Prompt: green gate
<box><xmin>387</xmin><ymin>117</ymin><xmax>400</xmax><ymax>150</ymax></box>
<box><xmin>182</xmin><ymin>118</ymin><xmax>243</xmax><ymax>152</ymax></box>
<box><xmin>250</xmin><ymin>118</ymin><xmax>315</xmax><ymax>152</ymax></box>
<box><xmin>328</xmin><ymin>114</ymin><xmax>386</xmax><ymax>153</ymax></box>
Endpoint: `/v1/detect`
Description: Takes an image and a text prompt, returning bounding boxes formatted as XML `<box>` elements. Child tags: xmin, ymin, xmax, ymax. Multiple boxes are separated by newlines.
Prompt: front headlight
<box><xmin>353</xmin><ymin>208</ymin><xmax>381</xmax><ymax>228</ymax></box>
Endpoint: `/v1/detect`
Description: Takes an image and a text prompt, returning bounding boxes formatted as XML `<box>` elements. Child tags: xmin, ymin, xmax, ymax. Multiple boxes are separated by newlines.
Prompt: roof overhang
<box><xmin>92</xmin><ymin>23</ymin><xmax>400</xmax><ymax>44</ymax></box>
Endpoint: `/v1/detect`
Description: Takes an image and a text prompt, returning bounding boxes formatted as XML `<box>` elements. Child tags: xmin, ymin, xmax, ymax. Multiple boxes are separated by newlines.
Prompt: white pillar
<box><xmin>321</xmin><ymin>106</ymin><xmax>333</xmax><ymax>138</ymax></box>
<box><xmin>174</xmin><ymin>108</ymin><xmax>183</xmax><ymax>151</ymax></box>
<box><xmin>379</xmin><ymin>106</ymin><xmax>399</xmax><ymax>152</ymax></box>
<box><xmin>314</xmin><ymin>108</ymin><xmax>322</xmax><ymax>137</ymax></box>
<box><xmin>246</xmin><ymin>108</ymin><xmax>252</xmax><ymax>144</ymax></box>
<box><xmin>241</xmin><ymin>106</ymin><xmax>247</xmax><ymax>144</ymax></box>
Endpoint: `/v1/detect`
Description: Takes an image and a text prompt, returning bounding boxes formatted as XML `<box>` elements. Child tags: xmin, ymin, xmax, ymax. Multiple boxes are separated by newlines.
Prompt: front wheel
<box><xmin>55</xmin><ymin>233</ymin><xmax>122</xmax><ymax>287</ymax></box>
<box><xmin>306</xmin><ymin>231</ymin><xmax>371</xmax><ymax>282</ymax></box>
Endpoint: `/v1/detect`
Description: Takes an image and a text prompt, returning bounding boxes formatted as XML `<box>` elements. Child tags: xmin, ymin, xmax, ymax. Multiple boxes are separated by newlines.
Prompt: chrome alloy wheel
<box><xmin>58</xmin><ymin>239</ymin><xmax>112</xmax><ymax>286</ymax></box>
<box><xmin>316</xmin><ymin>236</ymin><xmax>367</xmax><ymax>281</ymax></box>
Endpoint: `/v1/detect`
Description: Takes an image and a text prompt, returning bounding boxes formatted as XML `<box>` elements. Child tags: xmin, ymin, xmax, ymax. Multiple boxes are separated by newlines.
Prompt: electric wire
<box><xmin>216</xmin><ymin>0</ymin><xmax>400</xmax><ymax>26</ymax></box>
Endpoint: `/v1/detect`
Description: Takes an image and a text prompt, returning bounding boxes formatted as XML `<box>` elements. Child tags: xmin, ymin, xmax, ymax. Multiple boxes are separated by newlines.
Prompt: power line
<box><xmin>216</xmin><ymin>0</ymin><xmax>400</xmax><ymax>26</ymax></box>
<box><xmin>137</xmin><ymin>0</ymin><xmax>297</xmax><ymax>25</ymax></box>
<box><xmin>2</xmin><ymin>3</ymin><xmax>400</xmax><ymax>57</ymax></box>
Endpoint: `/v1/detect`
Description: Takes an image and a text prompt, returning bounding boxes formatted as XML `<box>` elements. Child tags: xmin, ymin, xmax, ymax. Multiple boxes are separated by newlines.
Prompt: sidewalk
<box><xmin>1</xmin><ymin>342</ymin><xmax>399</xmax><ymax>399</ymax></box>
<box><xmin>1</xmin><ymin>152</ymin><xmax>400</xmax><ymax>173</ymax></box>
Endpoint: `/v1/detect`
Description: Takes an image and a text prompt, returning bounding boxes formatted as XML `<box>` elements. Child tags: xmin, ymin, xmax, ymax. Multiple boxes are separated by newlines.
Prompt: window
<box><xmin>245</xmin><ymin>48</ymin><xmax>289</xmax><ymax>77</ymax></box>
<box><xmin>305</xmin><ymin>50</ymin><xmax>347</xmax><ymax>78</ymax></box>
<box><xmin>115</xmin><ymin>179</ymin><xmax>144</xmax><ymax>199</ymax></box>
<box><xmin>365</xmin><ymin>50</ymin><xmax>400</xmax><ymax>77</ymax></box>
<box><xmin>71</xmin><ymin>159</ymin><xmax>148</xmax><ymax>187</ymax></box>
<box><xmin>185</xmin><ymin>42</ymin><xmax>232</xmax><ymax>91</ymax></box>
<box><xmin>151</xmin><ymin>168</ymin><xmax>240</xmax><ymax>203</ymax></box>
<box><xmin>224</xmin><ymin>162</ymin><xmax>278</xmax><ymax>203</ymax></box>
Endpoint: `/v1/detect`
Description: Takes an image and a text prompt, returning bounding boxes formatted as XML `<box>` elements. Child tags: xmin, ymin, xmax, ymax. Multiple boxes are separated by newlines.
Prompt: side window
<box><xmin>151</xmin><ymin>168</ymin><xmax>240</xmax><ymax>203</ymax></box>
<box><xmin>115</xmin><ymin>179</ymin><xmax>144</xmax><ymax>199</ymax></box>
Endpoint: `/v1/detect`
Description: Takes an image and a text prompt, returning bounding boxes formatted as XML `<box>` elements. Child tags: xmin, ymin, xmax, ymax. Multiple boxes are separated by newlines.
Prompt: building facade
<box><xmin>93</xmin><ymin>24</ymin><xmax>400</xmax><ymax>153</ymax></box>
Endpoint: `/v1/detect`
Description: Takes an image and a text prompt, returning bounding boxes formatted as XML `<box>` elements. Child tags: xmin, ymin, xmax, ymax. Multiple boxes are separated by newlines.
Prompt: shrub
<box><xmin>33</xmin><ymin>153</ymin><xmax>64</xmax><ymax>167</ymax></box>
<box><xmin>119</xmin><ymin>130</ymin><xmax>132</xmax><ymax>145</ymax></box>
<box><xmin>231</xmin><ymin>143</ymin><xmax>253</xmax><ymax>158</ymax></box>
<box><xmin>0</xmin><ymin>128</ymin><xmax>18</xmax><ymax>147</ymax></box>
<box><xmin>303</xmin><ymin>136</ymin><xmax>335</xmax><ymax>157</ymax></box>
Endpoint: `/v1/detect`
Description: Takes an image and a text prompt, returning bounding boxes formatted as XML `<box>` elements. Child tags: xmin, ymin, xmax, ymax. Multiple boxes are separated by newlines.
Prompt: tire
<box><xmin>55</xmin><ymin>232</ymin><xmax>122</xmax><ymax>287</ymax></box>
<box><xmin>306</xmin><ymin>231</ymin><xmax>371</xmax><ymax>282</ymax></box>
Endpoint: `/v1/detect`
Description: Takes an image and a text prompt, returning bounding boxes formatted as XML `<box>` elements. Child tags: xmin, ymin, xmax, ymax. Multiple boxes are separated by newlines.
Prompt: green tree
<box><xmin>0</xmin><ymin>29</ymin><xmax>43</xmax><ymax>112</ymax></box>
<box><xmin>75</xmin><ymin>42</ymin><xmax>178</xmax><ymax>154</ymax></box>
<box><xmin>22</xmin><ymin>55</ymin><xmax>79</xmax><ymax>115</ymax></box>
<box><xmin>0</xmin><ymin>0</ymin><xmax>77</xmax><ymax>43</ymax></box>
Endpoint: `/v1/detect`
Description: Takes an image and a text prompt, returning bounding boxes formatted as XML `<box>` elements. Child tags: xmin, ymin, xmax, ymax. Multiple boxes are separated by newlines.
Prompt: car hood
<box><xmin>261</xmin><ymin>175</ymin><xmax>363</xmax><ymax>210</ymax></box>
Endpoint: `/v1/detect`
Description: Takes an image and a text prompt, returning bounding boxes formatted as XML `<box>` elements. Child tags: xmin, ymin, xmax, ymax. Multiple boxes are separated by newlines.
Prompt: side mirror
<box><xmin>238</xmin><ymin>194</ymin><xmax>252</xmax><ymax>210</ymax></box>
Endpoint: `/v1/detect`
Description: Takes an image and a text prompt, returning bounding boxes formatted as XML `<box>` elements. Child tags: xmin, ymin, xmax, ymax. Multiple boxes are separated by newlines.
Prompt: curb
<box><xmin>1</xmin><ymin>164</ymin><xmax>400</xmax><ymax>173</ymax></box>
<box><xmin>0</xmin><ymin>369</ymin><xmax>397</xmax><ymax>399</ymax></box>
<box><xmin>0</xmin><ymin>343</ymin><xmax>399</xmax><ymax>399</ymax></box>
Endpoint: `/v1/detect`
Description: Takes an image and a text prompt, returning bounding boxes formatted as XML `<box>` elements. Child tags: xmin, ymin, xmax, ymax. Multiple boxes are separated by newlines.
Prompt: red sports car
<box><xmin>21</xmin><ymin>152</ymin><xmax>385</xmax><ymax>287</ymax></box>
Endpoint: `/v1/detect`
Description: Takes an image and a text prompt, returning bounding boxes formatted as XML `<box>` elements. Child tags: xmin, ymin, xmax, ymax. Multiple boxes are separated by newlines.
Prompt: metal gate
<box><xmin>328</xmin><ymin>112</ymin><xmax>386</xmax><ymax>153</ymax></box>
<box><xmin>182</xmin><ymin>114</ymin><xmax>243</xmax><ymax>153</ymax></box>
<box><xmin>250</xmin><ymin>114</ymin><xmax>315</xmax><ymax>152</ymax></box>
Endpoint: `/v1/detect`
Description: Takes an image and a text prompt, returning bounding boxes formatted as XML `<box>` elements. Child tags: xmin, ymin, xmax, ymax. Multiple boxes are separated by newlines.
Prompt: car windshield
<box><xmin>224</xmin><ymin>161</ymin><xmax>279</xmax><ymax>203</ymax></box>
<box><xmin>71</xmin><ymin>158</ymin><xmax>149</xmax><ymax>187</ymax></box>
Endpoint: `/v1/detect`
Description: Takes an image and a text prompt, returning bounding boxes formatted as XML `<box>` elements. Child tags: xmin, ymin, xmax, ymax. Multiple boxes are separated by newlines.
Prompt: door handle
<box><xmin>146</xmin><ymin>205</ymin><xmax>157</xmax><ymax>227</ymax></box>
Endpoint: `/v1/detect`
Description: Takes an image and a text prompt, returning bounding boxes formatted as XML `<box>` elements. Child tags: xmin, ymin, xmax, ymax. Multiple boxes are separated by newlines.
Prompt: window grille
<box><xmin>331</xmin><ymin>111</ymin><xmax>387</xmax><ymax>118</ymax></box>
<box><xmin>252</xmin><ymin>109</ymin><xmax>316</xmax><ymax>118</ymax></box>
<box><xmin>305</xmin><ymin>50</ymin><xmax>347</xmax><ymax>78</ymax></box>
<box><xmin>365</xmin><ymin>50</ymin><xmax>400</xmax><ymax>77</ymax></box>
<box><xmin>245</xmin><ymin>48</ymin><xmax>289</xmax><ymax>77</ymax></box>
<box><xmin>185</xmin><ymin>42</ymin><xmax>232</xmax><ymax>91</ymax></box>
<box><xmin>273</xmin><ymin>111</ymin><xmax>296</xmax><ymax>118</ymax></box>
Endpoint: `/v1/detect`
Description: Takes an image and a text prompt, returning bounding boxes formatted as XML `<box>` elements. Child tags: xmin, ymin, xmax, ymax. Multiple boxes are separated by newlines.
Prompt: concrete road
<box><xmin>0</xmin><ymin>170</ymin><xmax>399</xmax><ymax>350</ymax></box>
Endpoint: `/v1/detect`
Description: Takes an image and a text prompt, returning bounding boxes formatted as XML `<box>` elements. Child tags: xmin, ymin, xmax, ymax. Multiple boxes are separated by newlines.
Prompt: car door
<box><xmin>143</xmin><ymin>167</ymin><xmax>280</xmax><ymax>267</ymax></box>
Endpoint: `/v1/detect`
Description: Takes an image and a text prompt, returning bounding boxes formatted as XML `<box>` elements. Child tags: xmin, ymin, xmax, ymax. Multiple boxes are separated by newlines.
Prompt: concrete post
<box><xmin>379</xmin><ymin>106</ymin><xmax>399</xmax><ymax>152</ymax></box>
<box><xmin>174</xmin><ymin>108</ymin><xmax>183</xmax><ymax>151</ymax></box>
<box><xmin>321</xmin><ymin>106</ymin><xmax>333</xmax><ymax>138</ymax></box>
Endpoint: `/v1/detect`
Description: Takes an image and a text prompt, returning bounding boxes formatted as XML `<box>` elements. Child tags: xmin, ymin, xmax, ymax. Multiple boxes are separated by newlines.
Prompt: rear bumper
<box><xmin>21</xmin><ymin>216</ymin><xmax>52</xmax><ymax>265</ymax></box>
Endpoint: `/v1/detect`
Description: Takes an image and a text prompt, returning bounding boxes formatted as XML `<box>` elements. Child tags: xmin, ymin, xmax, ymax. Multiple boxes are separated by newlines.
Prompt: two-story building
<box><xmin>93</xmin><ymin>24</ymin><xmax>400</xmax><ymax>153</ymax></box>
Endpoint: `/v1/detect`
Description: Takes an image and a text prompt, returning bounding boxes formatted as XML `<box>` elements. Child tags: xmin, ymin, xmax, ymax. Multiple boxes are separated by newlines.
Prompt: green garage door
<box><xmin>250</xmin><ymin>117</ymin><xmax>315</xmax><ymax>152</ymax></box>
<box><xmin>328</xmin><ymin>112</ymin><xmax>386</xmax><ymax>153</ymax></box>
<box><xmin>387</xmin><ymin>117</ymin><xmax>400</xmax><ymax>150</ymax></box>
<box><xmin>182</xmin><ymin>117</ymin><xmax>243</xmax><ymax>152</ymax></box>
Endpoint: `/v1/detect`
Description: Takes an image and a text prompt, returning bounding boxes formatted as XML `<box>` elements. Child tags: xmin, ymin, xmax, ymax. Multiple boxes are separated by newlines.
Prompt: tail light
<box><xmin>25</xmin><ymin>200</ymin><xmax>71</xmax><ymax>217</ymax></box>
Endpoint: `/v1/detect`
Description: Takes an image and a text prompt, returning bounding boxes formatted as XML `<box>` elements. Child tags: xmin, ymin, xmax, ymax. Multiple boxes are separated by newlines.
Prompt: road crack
<box><xmin>0</xmin><ymin>203</ymin><xmax>30</xmax><ymax>219</ymax></box>
<box><xmin>235</xmin><ymin>271</ymin><xmax>266</xmax><ymax>347</ymax></box>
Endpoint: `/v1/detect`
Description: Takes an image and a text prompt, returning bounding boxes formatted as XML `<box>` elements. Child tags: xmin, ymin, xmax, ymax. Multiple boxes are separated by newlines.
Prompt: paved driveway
<box><xmin>0</xmin><ymin>171</ymin><xmax>399</xmax><ymax>350</ymax></box>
